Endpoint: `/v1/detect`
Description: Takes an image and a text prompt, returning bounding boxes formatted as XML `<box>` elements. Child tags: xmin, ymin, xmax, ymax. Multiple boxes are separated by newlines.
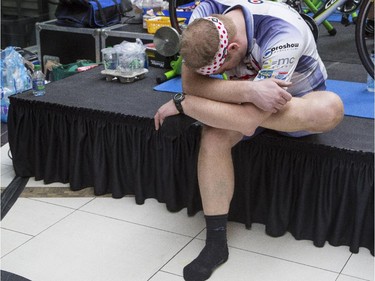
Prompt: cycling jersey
<box><xmin>189</xmin><ymin>0</ymin><xmax>328</xmax><ymax>96</ymax></box>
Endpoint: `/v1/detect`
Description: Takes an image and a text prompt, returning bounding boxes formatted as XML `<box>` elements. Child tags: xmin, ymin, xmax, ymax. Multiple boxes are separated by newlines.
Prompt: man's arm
<box><xmin>154</xmin><ymin>94</ymin><xmax>268</xmax><ymax>136</ymax></box>
<box><xmin>181</xmin><ymin>64</ymin><xmax>292</xmax><ymax>112</ymax></box>
<box><xmin>154</xmin><ymin>90</ymin><xmax>343</xmax><ymax>137</ymax></box>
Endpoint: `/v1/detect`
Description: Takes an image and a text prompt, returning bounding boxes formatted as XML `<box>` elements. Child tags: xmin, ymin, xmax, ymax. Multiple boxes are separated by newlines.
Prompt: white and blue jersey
<box><xmin>189</xmin><ymin>0</ymin><xmax>327</xmax><ymax>96</ymax></box>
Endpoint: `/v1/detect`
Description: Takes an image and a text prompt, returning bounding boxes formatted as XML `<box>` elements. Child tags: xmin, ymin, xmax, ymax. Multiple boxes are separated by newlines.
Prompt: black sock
<box><xmin>183</xmin><ymin>214</ymin><xmax>229</xmax><ymax>281</ymax></box>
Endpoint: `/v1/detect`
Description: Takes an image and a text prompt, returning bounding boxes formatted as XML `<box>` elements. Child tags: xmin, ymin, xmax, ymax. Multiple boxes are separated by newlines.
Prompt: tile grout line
<box><xmin>337</xmin><ymin>273</ymin><xmax>372</xmax><ymax>281</ymax></box>
<box><xmin>1</xmin><ymin>197</ymin><xmax>97</xmax><ymax>260</ymax></box>
<box><xmin>4</xmin><ymin>196</ymin><xmax>368</xmax><ymax>280</ymax></box>
<box><xmin>0</xmin><ymin>201</ymin><xmax>80</xmax><ymax>259</ymax></box>
<box><xmin>0</xmin><ymin>227</ymin><xmax>34</xmax><ymax>259</ymax></box>
<box><xmin>27</xmin><ymin>196</ymin><xmax>97</xmax><ymax>210</ymax></box>
<box><xmin>334</xmin><ymin>253</ymin><xmax>372</xmax><ymax>281</ymax></box>
<box><xmin>228</xmin><ymin>244</ymin><xmax>344</xmax><ymax>276</ymax></box>
<box><xmin>147</xmin><ymin>227</ymin><xmax>206</xmax><ymax>281</ymax></box>
<box><xmin>337</xmin><ymin>253</ymin><xmax>353</xmax><ymax>278</ymax></box>
<box><xmin>0</xmin><ymin>233</ymin><xmax>34</xmax><ymax>259</ymax></box>
<box><xmin>78</xmin><ymin>207</ymin><xmax>203</xmax><ymax>239</ymax></box>
<box><xmin>2</xmin><ymin>191</ymin><xmax>372</xmax><ymax>281</ymax></box>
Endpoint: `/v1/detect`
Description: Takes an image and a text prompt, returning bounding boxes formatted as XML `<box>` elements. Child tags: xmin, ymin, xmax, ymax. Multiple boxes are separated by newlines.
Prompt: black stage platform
<box><xmin>7</xmin><ymin>66</ymin><xmax>374</xmax><ymax>255</ymax></box>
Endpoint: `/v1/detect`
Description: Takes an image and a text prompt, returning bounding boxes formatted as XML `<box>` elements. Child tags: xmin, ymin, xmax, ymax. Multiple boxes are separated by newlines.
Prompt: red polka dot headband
<box><xmin>196</xmin><ymin>17</ymin><xmax>229</xmax><ymax>75</ymax></box>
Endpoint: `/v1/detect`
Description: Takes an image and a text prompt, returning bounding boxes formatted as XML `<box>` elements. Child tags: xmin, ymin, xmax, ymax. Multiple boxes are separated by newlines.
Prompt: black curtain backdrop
<box><xmin>7</xmin><ymin>67</ymin><xmax>374</xmax><ymax>255</ymax></box>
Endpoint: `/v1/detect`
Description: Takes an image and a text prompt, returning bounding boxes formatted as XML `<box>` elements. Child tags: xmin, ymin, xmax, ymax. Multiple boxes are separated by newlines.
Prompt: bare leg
<box><xmin>198</xmin><ymin>126</ymin><xmax>243</xmax><ymax>215</ymax></box>
<box><xmin>181</xmin><ymin>90</ymin><xmax>344</xmax><ymax>137</ymax></box>
<box><xmin>183</xmin><ymin>127</ymin><xmax>243</xmax><ymax>281</ymax></box>
<box><xmin>182</xmin><ymin>91</ymin><xmax>343</xmax><ymax>281</ymax></box>
<box><xmin>261</xmin><ymin>91</ymin><xmax>344</xmax><ymax>133</ymax></box>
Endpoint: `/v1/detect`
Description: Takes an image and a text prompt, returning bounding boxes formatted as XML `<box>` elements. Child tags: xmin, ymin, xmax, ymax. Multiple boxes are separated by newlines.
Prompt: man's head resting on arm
<box><xmin>180</xmin><ymin>14</ymin><xmax>237</xmax><ymax>75</ymax></box>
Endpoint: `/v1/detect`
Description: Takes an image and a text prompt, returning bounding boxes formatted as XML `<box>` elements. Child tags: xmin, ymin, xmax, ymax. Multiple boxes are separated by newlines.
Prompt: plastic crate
<box><xmin>145</xmin><ymin>16</ymin><xmax>186</xmax><ymax>34</ymax></box>
<box><xmin>1</xmin><ymin>15</ymin><xmax>44</xmax><ymax>49</ymax></box>
<box><xmin>36</xmin><ymin>19</ymin><xmax>102</xmax><ymax>70</ymax></box>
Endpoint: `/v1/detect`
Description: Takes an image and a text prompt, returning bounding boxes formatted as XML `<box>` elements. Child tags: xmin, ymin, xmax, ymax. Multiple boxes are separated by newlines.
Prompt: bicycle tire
<box><xmin>301</xmin><ymin>13</ymin><xmax>319</xmax><ymax>41</ymax></box>
<box><xmin>168</xmin><ymin>0</ymin><xmax>182</xmax><ymax>34</ymax></box>
<box><xmin>355</xmin><ymin>0</ymin><xmax>374</xmax><ymax>78</ymax></box>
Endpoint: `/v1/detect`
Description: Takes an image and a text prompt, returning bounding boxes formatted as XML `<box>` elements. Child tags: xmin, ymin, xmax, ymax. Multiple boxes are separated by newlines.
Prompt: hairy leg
<box><xmin>181</xmin><ymin>90</ymin><xmax>343</xmax><ymax>281</ymax></box>
<box><xmin>260</xmin><ymin>90</ymin><xmax>344</xmax><ymax>133</ymax></box>
<box><xmin>198</xmin><ymin>126</ymin><xmax>243</xmax><ymax>215</ymax></box>
<box><xmin>192</xmin><ymin>91</ymin><xmax>343</xmax><ymax>215</ymax></box>
<box><xmin>180</xmin><ymin>90</ymin><xmax>343</xmax><ymax>137</ymax></box>
<box><xmin>183</xmin><ymin>126</ymin><xmax>243</xmax><ymax>281</ymax></box>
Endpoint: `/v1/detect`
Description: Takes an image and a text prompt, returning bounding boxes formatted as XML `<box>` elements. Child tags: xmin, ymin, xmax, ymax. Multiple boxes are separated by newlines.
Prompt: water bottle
<box><xmin>367</xmin><ymin>52</ymin><xmax>374</xmax><ymax>92</ymax></box>
<box><xmin>32</xmin><ymin>64</ymin><xmax>46</xmax><ymax>96</ymax></box>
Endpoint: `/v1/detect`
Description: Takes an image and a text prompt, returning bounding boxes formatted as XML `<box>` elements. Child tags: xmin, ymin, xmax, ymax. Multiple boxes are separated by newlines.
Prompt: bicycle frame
<box><xmin>306</xmin><ymin>0</ymin><xmax>349</xmax><ymax>24</ymax></box>
<box><xmin>300</xmin><ymin>0</ymin><xmax>359</xmax><ymax>35</ymax></box>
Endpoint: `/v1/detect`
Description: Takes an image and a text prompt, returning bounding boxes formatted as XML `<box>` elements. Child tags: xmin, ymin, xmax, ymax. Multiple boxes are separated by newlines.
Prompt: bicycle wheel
<box><xmin>301</xmin><ymin>13</ymin><xmax>319</xmax><ymax>41</ymax></box>
<box><xmin>355</xmin><ymin>0</ymin><xmax>374</xmax><ymax>78</ymax></box>
<box><xmin>168</xmin><ymin>0</ymin><xmax>182</xmax><ymax>34</ymax></box>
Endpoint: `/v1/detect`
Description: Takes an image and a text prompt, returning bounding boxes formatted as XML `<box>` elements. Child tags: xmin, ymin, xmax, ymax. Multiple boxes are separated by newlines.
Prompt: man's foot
<box><xmin>183</xmin><ymin>242</ymin><xmax>229</xmax><ymax>281</ymax></box>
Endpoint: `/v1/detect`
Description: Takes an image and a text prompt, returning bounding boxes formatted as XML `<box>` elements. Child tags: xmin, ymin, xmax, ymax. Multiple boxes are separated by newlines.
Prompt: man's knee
<box><xmin>200</xmin><ymin>126</ymin><xmax>243</xmax><ymax>150</ymax></box>
<box><xmin>304</xmin><ymin>91</ymin><xmax>344</xmax><ymax>132</ymax></box>
<box><xmin>318</xmin><ymin>91</ymin><xmax>344</xmax><ymax>131</ymax></box>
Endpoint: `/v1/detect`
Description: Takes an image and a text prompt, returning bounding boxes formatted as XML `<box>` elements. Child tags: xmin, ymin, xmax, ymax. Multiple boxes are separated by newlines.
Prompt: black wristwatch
<box><xmin>173</xmin><ymin>93</ymin><xmax>185</xmax><ymax>114</ymax></box>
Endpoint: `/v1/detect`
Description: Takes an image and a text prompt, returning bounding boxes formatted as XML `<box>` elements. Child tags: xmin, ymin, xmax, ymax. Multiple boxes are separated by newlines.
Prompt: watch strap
<box><xmin>173</xmin><ymin>93</ymin><xmax>185</xmax><ymax>114</ymax></box>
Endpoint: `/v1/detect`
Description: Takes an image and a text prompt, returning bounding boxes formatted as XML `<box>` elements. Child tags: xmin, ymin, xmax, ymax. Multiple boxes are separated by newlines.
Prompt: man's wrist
<box><xmin>244</xmin><ymin>81</ymin><xmax>254</xmax><ymax>103</ymax></box>
<box><xmin>173</xmin><ymin>93</ymin><xmax>185</xmax><ymax>114</ymax></box>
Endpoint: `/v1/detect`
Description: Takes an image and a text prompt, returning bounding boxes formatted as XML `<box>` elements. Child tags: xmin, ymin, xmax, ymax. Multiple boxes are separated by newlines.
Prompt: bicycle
<box><xmin>167</xmin><ymin>0</ymin><xmax>374</xmax><ymax>78</ymax></box>
<box><xmin>300</xmin><ymin>0</ymin><xmax>360</xmax><ymax>36</ymax></box>
<box><xmin>355</xmin><ymin>0</ymin><xmax>374</xmax><ymax>78</ymax></box>
<box><xmin>294</xmin><ymin>0</ymin><xmax>374</xmax><ymax>78</ymax></box>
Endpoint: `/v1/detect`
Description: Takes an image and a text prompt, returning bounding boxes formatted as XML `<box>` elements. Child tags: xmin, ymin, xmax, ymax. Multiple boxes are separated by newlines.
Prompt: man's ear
<box><xmin>228</xmin><ymin>42</ymin><xmax>240</xmax><ymax>52</ymax></box>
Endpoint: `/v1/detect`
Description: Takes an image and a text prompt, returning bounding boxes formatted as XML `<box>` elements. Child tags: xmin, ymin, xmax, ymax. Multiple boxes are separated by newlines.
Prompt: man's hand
<box><xmin>154</xmin><ymin>99</ymin><xmax>179</xmax><ymax>130</ymax></box>
<box><xmin>250</xmin><ymin>79</ymin><xmax>292</xmax><ymax>113</ymax></box>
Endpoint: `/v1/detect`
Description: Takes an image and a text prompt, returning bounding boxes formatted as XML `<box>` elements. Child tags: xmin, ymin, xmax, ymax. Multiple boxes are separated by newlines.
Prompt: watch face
<box><xmin>173</xmin><ymin>93</ymin><xmax>185</xmax><ymax>114</ymax></box>
<box><xmin>174</xmin><ymin>93</ymin><xmax>184</xmax><ymax>101</ymax></box>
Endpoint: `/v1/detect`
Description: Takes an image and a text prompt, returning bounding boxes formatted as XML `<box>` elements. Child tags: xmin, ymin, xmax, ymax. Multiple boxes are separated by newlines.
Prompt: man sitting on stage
<box><xmin>154</xmin><ymin>0</ymin><xmax>344</xmax><ymax>280</ymax></box>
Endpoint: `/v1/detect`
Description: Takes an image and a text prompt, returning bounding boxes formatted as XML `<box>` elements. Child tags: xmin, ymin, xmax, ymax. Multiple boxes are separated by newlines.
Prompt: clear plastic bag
<box><xmin>114</xmin><ymin>39</ymin><xmax>146</xmax><ymax>75</ymax></box>
<box><xmin>1</xmin><ymin>47</ymin><xmax>32</xmax><ymax>123</ymax></box>
<box><xmin>101</xmin><ymin>47</ymin><xmax>118</xmax><ymax>70</ymax></box>
<box><xmin>133</xmin><ymin>0</ymin><xmax>164</xmax><ymax>10</ymax></box>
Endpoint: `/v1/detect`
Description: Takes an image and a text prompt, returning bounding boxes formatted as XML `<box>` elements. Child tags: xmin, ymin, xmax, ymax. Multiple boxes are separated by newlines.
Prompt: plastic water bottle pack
<box><xmin>1</xmin><ymin>47</ymin><xmax>32</xmax><ymax>123</ymax></box>
<box><xmin>101</xmin><ymin>39</ymin><xmax>149</xmax><ymax>83</ymax></box>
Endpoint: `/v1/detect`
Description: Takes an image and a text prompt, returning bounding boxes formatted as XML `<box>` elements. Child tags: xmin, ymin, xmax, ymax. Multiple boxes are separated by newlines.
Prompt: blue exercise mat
<box><xmin>154</xmin><ymin>76</ymin><xmax>183</xmax><ymax>93</ymax></box>
<box><xmin>326</xmin><ymin>79</ymin><xmax>374</xmax><ymax>119</ymax></box>
<box><xmin>154</xmin><ymin>78</ymin><xmax>374</xmax><ymax>119</ymax></box>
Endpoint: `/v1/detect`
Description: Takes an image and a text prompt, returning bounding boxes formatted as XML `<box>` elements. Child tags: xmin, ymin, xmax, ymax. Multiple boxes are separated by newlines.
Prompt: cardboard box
<box><xmin>145</xmin><ymin>43</ymin><xmax>177</xmax><ymax>69</ymax></box>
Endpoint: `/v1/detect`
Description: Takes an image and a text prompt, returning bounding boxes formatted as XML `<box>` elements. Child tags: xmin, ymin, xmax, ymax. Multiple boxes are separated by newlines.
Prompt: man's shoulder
<box><xmin>190</xmin><ymin>0</ymin><xmax>227</xmax><ymax>20</ymax></box>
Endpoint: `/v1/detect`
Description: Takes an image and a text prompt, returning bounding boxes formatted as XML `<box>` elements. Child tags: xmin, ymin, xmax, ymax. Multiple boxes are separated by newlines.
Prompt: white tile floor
<box><xmin>1</xmin><ymin>143</ymin><xmax>374</xmax><ymax>281</ymax></box>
